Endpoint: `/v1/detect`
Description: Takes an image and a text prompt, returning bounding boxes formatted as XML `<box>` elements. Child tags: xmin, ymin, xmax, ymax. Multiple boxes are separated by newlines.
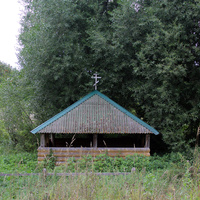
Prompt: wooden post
<box><xmin>50</xmin><ymin>133</ymin><xmax>55</xmax><ymax>147</ymax></box>
<box><xmin>93</xmin><ymin>134</ymin><xmax>98</xmax><ymax>148</ymax></box>
<box><xmin>145</xmin><ymin>134</ymin><xmax>150</xmax><ymax>148</ymax></box>
<box><xmin>40</xmin><ymin>134</ymin><xmax>45</xmax><ymax>147</ymax></box>
<box><xmin>195</xmin><ymin>127</ymin><xmax>200</xmax><ymax>148</ymax></box>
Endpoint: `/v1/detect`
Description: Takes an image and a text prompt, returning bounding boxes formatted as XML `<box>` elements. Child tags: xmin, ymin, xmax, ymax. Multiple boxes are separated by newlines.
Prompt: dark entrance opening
<box><xmin>52</xmin><ymin>134</ymin><xmax>145</xmax><ymax>148</ymax></box>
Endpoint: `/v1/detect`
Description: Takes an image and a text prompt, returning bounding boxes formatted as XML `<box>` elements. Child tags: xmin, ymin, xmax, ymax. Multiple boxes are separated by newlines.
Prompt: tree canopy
<box><xmin>0</xmin><ymin>61</ymin><xmax>36</xmax><ymax>151</ymax></box>
<box><xmin>18</xmin><ymin>0</ymin><xmax>200</xmax><ymax>151</ymax></box>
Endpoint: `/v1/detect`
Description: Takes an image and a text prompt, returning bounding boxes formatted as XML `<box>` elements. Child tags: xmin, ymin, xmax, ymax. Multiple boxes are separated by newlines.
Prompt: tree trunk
<box><xmin>195</xmin><ymin>127</ymin><xmax>200</xmax><ymax>147</ymax></box>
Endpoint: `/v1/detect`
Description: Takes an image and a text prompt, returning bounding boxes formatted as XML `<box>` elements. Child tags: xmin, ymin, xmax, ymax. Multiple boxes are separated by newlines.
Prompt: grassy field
<box><xmin>0</xmin><ymin>151</ymin><xmax>200</xmax><ymax>199</ymax></box>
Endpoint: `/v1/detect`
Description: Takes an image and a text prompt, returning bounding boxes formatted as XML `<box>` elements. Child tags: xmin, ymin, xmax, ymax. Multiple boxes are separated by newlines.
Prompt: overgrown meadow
<box><xmin>1</xmin><ymin>149</ymin><xmax>200</xmax><ymax>199</ymax></box>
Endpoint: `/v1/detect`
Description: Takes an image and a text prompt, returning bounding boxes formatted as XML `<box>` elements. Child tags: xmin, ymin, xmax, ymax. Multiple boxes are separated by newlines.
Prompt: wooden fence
<box><xmin>0</xmin><ymin>172</ymin><xmax>131</xmax><ymax>177</ymax></box>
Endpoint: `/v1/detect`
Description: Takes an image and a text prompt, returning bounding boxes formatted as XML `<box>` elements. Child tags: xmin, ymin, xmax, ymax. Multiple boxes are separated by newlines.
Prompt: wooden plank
<box><xmin>38</xmin><ymin>147</ymin><xmax>150</xmax><ymax>151</ymax></box>
<box><xmin>38</xmin><ymin>150</ymin><xmax>150</xmax><ymax>157</ymax></box>
<box><xmin>0</xmin><ymin>173</ymin><xmax>40</xmax><ymax>177</ymax></box>
<box><xmin>38</xmin><ymin>150</ymin><xmax>149</xmax><ymax>156</ymax></box>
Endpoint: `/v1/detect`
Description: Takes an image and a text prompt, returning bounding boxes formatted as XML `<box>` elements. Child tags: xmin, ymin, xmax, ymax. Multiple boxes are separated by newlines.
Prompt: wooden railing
<box><xmin>38</xmin><ymin>147</ymin><xmax>150</xmax><ymax>165</ymax></box>
<box><xmin>0</xmin><ymin>172</ymin><xmax>131</xmax><ymax>177</ymax></box>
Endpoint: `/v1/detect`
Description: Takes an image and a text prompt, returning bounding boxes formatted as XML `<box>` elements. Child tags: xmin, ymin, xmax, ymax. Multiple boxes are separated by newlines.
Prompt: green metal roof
<box><xmin>31</xmin><ymin>90</ymin><xmax>159</xmax><ymax>135</ymax></box>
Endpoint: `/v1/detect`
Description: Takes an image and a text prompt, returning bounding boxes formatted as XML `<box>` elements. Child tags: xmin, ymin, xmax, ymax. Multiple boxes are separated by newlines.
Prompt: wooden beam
<box><xmin>195</xmin><ymin>126</ymin><xmax>200</xmax><ymax>147</ymax></box>
<box><xmin>145</xmin><ymin>134</ymin><xmax>150</xmax><ymax>148</ymax></box>
<box><xmin>93</xmin><ymin>134</ymin><xmax>98</xmax><ymax>148</ymax></box>
<box><xmin>40</xmin><ymin>134</ymin><xmax>45</xmax><ymax>147</ymax></box>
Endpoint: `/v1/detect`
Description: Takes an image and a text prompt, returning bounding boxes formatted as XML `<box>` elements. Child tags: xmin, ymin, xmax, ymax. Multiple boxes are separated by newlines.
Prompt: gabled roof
<box><xmin>31</xmin><ymin>90</ymin><xmax>159</xmax><ymax>135</ymax></box>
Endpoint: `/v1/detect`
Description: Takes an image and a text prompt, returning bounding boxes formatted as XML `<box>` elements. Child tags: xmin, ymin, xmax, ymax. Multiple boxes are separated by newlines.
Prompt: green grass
<box><xmin>0</xmin><ymin>152</ymin><xmax>38</xmax><ymax>174</ymax></box>
<box><xmin>1</xmin><ymin>167</ymin><xmax>200</xmax><ymax>199</ymax></box>
<box><xmin>0</xmin><ymin>151</ymin><xmax>194</xmax><ymax>177</ymax></box>
<box><xmin>0</xmin><ymin>151</ymin><xmax>200</xmax><ymax>199</ymax></box>
<box><xmin>0</xmin><ymin>151</ymin><xmax>186</xmax><ymax>174</ymax></box>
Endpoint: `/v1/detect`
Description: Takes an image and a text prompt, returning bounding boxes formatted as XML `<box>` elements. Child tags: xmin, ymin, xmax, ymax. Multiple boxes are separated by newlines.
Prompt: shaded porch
<box><xmin>38</xmin><ymin>133</ymin><xmax>151</xmax><ymax>164</ymax></box>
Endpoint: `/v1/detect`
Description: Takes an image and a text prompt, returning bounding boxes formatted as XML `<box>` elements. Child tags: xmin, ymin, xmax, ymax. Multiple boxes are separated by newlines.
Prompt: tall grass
<box><xmin>1</xmin><ymin>167</ymin><xmax>200</xmax><ymax>199</ymax></box>
<box><xmin>1</xmin><ymin>151</ymin><xmax>200</xmax><ymax>199</ymax></box>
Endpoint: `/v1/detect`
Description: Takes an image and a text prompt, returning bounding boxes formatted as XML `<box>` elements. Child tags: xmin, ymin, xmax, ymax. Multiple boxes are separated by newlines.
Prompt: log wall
<box><xmin>38</xmin><ymin>147</ymin><xmax>150</xmax><ymax>165</ymax></box>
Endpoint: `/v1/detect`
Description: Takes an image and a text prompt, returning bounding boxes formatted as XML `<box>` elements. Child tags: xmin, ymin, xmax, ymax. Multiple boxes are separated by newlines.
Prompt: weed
<box><xmin>43</xmin><ymin>149</ymin><xmax>57</xmax><ymax>170</ymax></box>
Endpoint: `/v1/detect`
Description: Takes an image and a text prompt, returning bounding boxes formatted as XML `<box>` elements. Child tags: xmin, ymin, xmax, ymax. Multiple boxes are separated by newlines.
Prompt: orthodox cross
<box><xmin>91</xmin><ymin>72</ymin><xmax>101</xmax><ymax>90</ymax></box>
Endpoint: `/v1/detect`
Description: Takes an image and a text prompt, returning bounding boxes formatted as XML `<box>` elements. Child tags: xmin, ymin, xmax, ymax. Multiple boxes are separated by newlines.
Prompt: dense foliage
<box><xmin>112</xmin><ymin>0</ymin><xmax>200</xmax><ymax>150</ymax></box>
<box><xmin>19</xmin><ymin>0</ymin><xmax>119</xmax><ymax>121</ymax></box>
<box><xmin>0</xmin><ymin>61</ymin><xmax>37</xmax><ymax>151</ymax></box>
<box><xmin>0</xmin><ymin>152</ymin><xmax>193</xmax><ymax>174</ymax></box>
<box><xmin>18</xmin><ymin>0</ymin><xmax>200</xmax><ymax>151</ymax></box>
<box><xmin>0</xmin><ymin>61</ymin><xmax>12</xmax><ymax>82</ymax></box>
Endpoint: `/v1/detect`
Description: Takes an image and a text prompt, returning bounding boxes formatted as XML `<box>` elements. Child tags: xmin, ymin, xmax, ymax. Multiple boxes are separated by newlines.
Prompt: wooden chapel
<box><xmin>31</xmin><ymin>73</ymin><xmax>159</xmax><ymax>164</ymax></box>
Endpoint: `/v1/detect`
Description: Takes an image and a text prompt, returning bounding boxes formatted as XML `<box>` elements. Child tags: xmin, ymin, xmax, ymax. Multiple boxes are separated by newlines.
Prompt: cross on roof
<box><xmin>91</xmin><ymin>72</ymin><xmax>101</xmax><ymax>90</ymax></box>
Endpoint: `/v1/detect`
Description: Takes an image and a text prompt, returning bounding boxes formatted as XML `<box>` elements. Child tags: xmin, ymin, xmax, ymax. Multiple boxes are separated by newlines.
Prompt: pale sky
<box><xmin>0</xmin><ymin>0</ymin><xmax>22</xmax><ymax>69</ymax></box>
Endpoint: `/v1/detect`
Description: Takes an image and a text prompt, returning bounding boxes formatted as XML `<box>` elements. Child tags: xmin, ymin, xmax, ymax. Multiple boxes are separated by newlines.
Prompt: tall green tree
<box><xmin>110</xmin><ymin>0</ymin><xmax>200</xmax><ymax>150</ymax></box>
<box><xmin>19</xmin><ymin>0</ymin><xmax>200</xmax><ymax>151</ymax></box>
<box><xmin>0</xmin><ymin>67</ymin><xmax>37</xmax><ymax>151</ymax></box>
<box><xmin>19</xmin><ymin>0</ymin><xmax>118</xmax><ymax>121</ymax></box>
<box><xmin>0</xmin><ymin>61</ymin><xmax>12</xmax><ymax>149</ymax></box>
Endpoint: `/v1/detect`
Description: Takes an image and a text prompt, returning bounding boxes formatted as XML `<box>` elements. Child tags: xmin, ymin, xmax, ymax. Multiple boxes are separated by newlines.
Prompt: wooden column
<box><xmin>145</xmin><ymin>134</ymin><xmax>150</xmax><ymax>148</ymax></box>
<box><xmin>195</xmin><ymin>127</ymin><xmax>200</xmax><ymax>147</ymax></box>
<box><xmin>93</xmin><ymin>134</ymin><xmax>98</xmax><ymax>148</ymax></box>
<box><xmin>40</xmin><ymin>134</ymin><xmax>45</xmax><ymax>147</ymax></box>
<box><xmin>50</xmin><ymin>133</ymin><xmax>55</xmax><ymax>147</ymax></box>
